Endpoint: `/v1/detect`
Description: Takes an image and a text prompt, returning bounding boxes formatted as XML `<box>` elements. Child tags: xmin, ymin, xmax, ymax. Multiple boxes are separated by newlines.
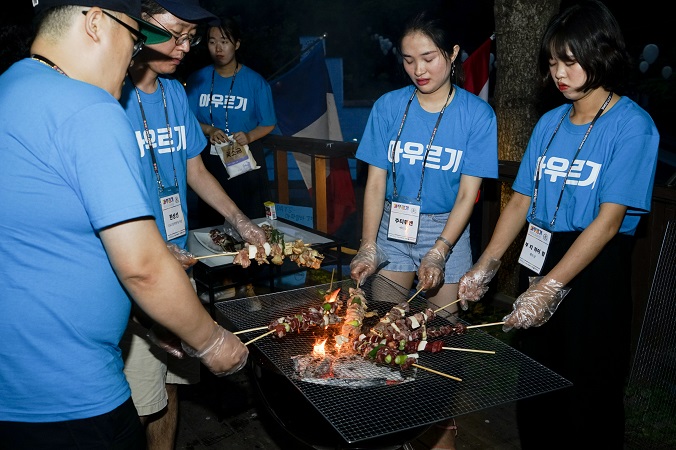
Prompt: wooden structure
<box><xmin>262</xmin><ymin>135</ymin><xmax>357</xmax><ymax>234</ymax></box>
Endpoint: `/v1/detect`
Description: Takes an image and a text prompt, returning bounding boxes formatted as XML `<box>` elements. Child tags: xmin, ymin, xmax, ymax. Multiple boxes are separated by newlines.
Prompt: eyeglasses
<box><xmin>148</xmin><ymin>16</ymin><xmax>201</xmax><ymax>47</ymax></box>
<box><xmin>83</xmin><ymin>10</ymin><xmax>146</xmax><ymax>57</ymax></box>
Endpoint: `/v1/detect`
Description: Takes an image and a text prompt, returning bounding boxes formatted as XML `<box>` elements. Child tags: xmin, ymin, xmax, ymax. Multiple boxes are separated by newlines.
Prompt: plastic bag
<box><xmin>213</xmin><ymin>138</ymin><xmax>260</xmax><ymax>180</ymax></box>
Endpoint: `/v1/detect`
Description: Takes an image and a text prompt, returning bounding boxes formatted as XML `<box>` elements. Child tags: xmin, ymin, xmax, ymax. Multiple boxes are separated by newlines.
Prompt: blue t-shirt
<box><xmin>185</xmin><ymin>64</ymin><xmax>277</xmax><ymax>134</ymax></box>
<box><xmin>512</xmin><ymin>96</ymin><xmax>660</xmax><ymax>235</ymax></box>
<box><xmin>357</xmin><ymin>85</ymin><xmax>498</xmax><ymax>214</ymax></box>
<box><xmin>120</xmin><ymin>76</ymin><xmax>208</xmax><ymax>249</ymax></box>
<box><xmin>0</xmin><ymin>59</ymin><xmax>154</xmax><ymax>422</ymax></box>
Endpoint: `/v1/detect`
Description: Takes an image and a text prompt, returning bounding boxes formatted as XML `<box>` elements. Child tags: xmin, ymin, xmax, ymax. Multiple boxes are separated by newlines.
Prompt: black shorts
<box><xmin>0</xmin><ymin>397</ymin><xmax>145</xmax><ymax>450</ymax></box>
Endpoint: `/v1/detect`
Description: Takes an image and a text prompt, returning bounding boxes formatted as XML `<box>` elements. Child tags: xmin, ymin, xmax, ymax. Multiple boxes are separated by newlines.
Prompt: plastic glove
<box><xmin>502</xmin><ymin>277</ymin><xmax>571</xmax><ymax>332</ymax></box>
<box><xmin>166</xmin><ymin>243</ymin><xmax>197</xmax><ymax>270</ymax></box>
<box><xmin>148</xmin><ymin>324</ymin><xmax>185</xmax><ymax>359</ymax></box>
<box><xmin>350</xmin><ymin>240</ymin><xmax>388</xmax><ymax>287</ymax></box>
<box><xmin>416</xmin><ymin>248</ymin><xmax>446</xmax><ymax>291</ymax></box>
<box><xmin>181</xmin><ymin>323</ymin><xmax>249</xmax><ymax>376</ymax></box>
<box><xmin>227</xmin><ymin>212</ymin><xmax>266</xmax><ymax>246</ymax></box>
<box><xmin>457</xmin><ymin>256</ymin><xmax>502</xmax><ymax>310</ymax></box>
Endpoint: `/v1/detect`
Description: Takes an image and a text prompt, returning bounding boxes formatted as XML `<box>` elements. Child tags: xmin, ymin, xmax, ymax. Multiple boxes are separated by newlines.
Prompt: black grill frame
<box><xmin>216</xmin><ymin>275</ymin><xmax>571</xmax><ymax>444</ymax></box>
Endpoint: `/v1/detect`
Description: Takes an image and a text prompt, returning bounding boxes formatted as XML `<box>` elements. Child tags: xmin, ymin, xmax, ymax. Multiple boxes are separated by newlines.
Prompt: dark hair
<box><xmin>141</xmin><ymin>0</ymin><xmax>165</xmax><ymax>16</ymax></box>
<box><xmin>209</xmin><ymin>17</ymin><xmax>241</xmax><ymax>47</ymax></box>
<box><xmin>399</xmin><ymin>10</ymin><xmax>465</xmax><ymax>87</ymax></box>
<box><xmin>537</xmin><ymin>0</ymin><xmax>631</xmax><ymax>93</ymax></box>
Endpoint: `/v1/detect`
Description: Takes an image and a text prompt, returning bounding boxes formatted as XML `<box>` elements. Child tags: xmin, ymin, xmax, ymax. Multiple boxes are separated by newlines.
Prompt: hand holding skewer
<box><xmin>407</xmin><ymin>287</ymin><xmax>425</xmax><ymax>303</ymax></box>
<box><xmin>244</xmin><ymin>330</ymin><xmax>275</xmax><ymax>346</ymax></box>
<box><xmin>466</xmin><ymin>322</ymin><xmax>505</xmax><ymax>329</ymax></box>
<box><xmin>194</xmin><ymin>252</ymin><xmax>239</xmax><ymax>260</ymax></box>
<box><xmin>233</xmin><ymin>326</ymin><xmax>268</xmax><ymax>335</ymax></box>
<box><xmin>434</xmin><ymin>299</ymin><xmax>461</xmax><ymax>313</ymax></box>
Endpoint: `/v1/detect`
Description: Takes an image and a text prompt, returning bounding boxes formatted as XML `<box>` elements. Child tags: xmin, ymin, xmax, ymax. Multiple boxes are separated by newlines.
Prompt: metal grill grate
<box><xmin>625</xmin><ymin>220</ymin><xmax>676</xmax><ymax>449</ymax></box>
<box><xmin>216</xmin><ymin>275</ymin><xmax>571</xmax><ymax>444</ymax></box>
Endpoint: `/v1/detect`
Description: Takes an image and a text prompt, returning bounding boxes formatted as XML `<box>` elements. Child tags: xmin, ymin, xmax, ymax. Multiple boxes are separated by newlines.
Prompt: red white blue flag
<box><xmin>462</xmin><ymin>36</ymin><xmax>494</xmax><ymax>101</ymax></box>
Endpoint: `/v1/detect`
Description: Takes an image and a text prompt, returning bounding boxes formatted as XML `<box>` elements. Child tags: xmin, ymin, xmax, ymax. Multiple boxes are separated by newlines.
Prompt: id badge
<box><xmin>159</xmin><ymin>186</ymin><xmax>186</xmax><ymax>241</ymax></box>
<box><xmin>387</xmin><ymin>199</ymin><xmax>421</xmax><ymax>244</ymax></box>
<box><xmin>518</xmin><ymin>222</ymin><xmax>551</xmax><ymax>274</ymax></box>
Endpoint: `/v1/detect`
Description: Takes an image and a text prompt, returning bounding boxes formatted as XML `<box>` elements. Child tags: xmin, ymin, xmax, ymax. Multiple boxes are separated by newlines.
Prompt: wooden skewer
<box><xmin>194</xmin><ymin>252</ymin><xmax>239</xmax><ymax>260</ymax></box>
<box><xmin>442</xmin><ymin>347</ymin><xmax>495</xmax><ymax>355</ymax></box>
<box><xmin>466</xmin><ymin>322</ymin><xmax>505</xmax><ymax>329</ymax></box>
<box><xmin>407</xmin><ymin>287</ymin><xmax>424</xmax><ymax>303</ymax></box>
<box><xmin>233</xmin><ymin>326</ymin><xmax>268</xmax><ymax>335</ymax></box>
<box><xmin>434</xmin><ymin>299</ymin><xmax>461</xmax><ymax>313</ymax></box>
<box><xmin>244</xmin><ymin>330</ymin><xmax>275</xmax><ymax>346</ymax></box>
<box><xmin>412</xmin><ymin>363</ymin><xmax>462</xmax><ymax>382</ymax></box>
<box><xmin>329</xmin><ymin>268</ymin><xmax>335</xmax><ymax>291</ymax></box>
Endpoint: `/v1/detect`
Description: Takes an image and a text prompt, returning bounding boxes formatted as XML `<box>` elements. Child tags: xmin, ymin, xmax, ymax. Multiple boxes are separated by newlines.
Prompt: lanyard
<box><xmin>390</xmin><ymin>86</ymin><xmax>453</xmax><ymax>201</ymax></box>
<box><xmin>209</xmin><ymin>64</ymin><xmax>239</xmax><ymax>132</ymax></box>
<box><xmin>31</xmin><ymin>54</ymin><xmax>67</xmax><ymax>76</ymax></box>
<box><xmin>132</xmin><ymin>79</ymin><xmax>179</xmax><ymax>193</ymax></box>
<box><xmin>530</xmin><ymin>91</ymin><xmax>613</xmax><ymax>227</ymax></box>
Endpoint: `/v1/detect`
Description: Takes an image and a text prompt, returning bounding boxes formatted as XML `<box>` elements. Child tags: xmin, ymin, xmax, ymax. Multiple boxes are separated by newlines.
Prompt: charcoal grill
<box><xmin>216</xmin><ymin>275</ymin><xmax>572</xmax><ymax>446</ymax></box>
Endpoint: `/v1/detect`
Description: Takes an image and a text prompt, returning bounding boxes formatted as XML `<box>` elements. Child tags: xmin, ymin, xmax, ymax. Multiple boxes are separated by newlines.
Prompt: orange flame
<box><xmin>313</xmin><ymin>338</ymin><xmax>328</xmax><ymax>357</ymax></box>
<box><xmin>324</xmin><ymin>288</ymin><xmax>341</xmax><ymax>303</ymax></box>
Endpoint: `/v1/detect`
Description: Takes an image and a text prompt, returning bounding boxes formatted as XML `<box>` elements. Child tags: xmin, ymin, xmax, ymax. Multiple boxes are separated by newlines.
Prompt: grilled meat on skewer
<box><xmin>335</xmin><ymin>287</ymin><xmax>367</xmax><ymax>347</ymax></box>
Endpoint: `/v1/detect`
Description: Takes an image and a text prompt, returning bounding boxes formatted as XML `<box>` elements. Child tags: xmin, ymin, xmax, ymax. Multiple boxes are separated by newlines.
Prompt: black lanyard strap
<box><xmin>209</xmin><ymin>64</ymin><xmax>239</xmax><ymax>133</ymax></box>
<box><xmin>530</xmin><ymin>91</ymin><xmax>613</xmax><ymax>227</ymax></box>
<box><xmin>132</xmin><ymin>78</ymin><xmax>179</xmax><ymax>192</ymax></box>
<box><xmin>390</xmin><ymin>86</ymin><xmax>453</xmax><ymax>201</ymax></box>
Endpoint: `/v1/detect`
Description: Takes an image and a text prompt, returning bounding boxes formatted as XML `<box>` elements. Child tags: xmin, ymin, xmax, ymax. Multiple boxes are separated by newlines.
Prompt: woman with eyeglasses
<box><xmin>185</xmin><ymin>16</ymin><xmax>277</xmax><ymax>224</ymax></box>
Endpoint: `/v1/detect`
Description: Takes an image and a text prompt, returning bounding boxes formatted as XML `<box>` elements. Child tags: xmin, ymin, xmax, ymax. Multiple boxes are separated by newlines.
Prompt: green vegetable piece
<box><xmin>368</xmin><ymin>344</ymin><xmax>384</xmax><ymax>359</ymax></box>
<box><xmin>347</xmin><ymin>320</ymin><xmax>360</xmax><ymax>327</ymax></box>
<box><xmin>322</xmin><ymin>302</ymin><xmax>332</xmax><ymax>311</ymax></box>
<box><xmin>385</xmin><ymin>354</ymin><xmax>392</xmax><ymax>364</ymax></box>
<box><xmin>398</xmin><ymin>340</ymin><xmax>406</xmax><ymax>351</ymax></box>
<box><xmin>283</xmin><ymin>323</ymin><xmax>290</xmax><ymax>332</ymax></box>
<box><xmin>394</xmin><ymin>354</ymin><xmax>407</xmax><ymax>365</ymax></box>
<box><xmin>350</xmin><ymin>297</ymin><xmax>362</xmax><ymax>305</ymax></box>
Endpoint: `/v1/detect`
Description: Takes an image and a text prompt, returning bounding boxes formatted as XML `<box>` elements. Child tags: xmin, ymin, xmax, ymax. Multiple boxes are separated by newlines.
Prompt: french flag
<box><xmin>462</xmin><ymin>35</ymin><xmax>494</xmax><ymax>101</ymax></box>
<box><xmin>269</xmin><ymin>40</ymin><xmax>356</xmax><ymax>235</ymax></box>
<box><xmin>462</xmin><ymin>35</ymin><xmax>494</xmax><ymax>204</ymax></box>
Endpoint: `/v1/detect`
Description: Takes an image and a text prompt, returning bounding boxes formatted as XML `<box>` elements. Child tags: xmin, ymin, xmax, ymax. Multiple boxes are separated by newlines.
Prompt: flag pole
<box><xmin>267</xmin><ymin>33</ymin><xmax>327</xmax><ymax>81</ymax></box>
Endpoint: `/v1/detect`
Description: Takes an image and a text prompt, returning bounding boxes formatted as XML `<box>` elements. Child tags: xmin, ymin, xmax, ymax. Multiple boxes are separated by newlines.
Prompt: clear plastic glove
<box><xmin>416</xmin><ymin>248</ymin><xmax>446</xmax><ymax>291</ymax></box>
<box><xmin>148</xmin><ymin>324</ymin><xmax>185</xmax><ymax>359</ymax></box>
<box><xmin>181</xmin><ymin>323</ymin><xmax>249</xmax><ymax>376</ymax></box>
<box><xmin>226</xmin><ymin>212</ymin><xmax>266</xmax><ymax>246</ymax></box>
<box><xmin>350</xmin><ymin>240</ymin><xmax>388</xmax><ymax>287</ymax></box>
<box><xmin>457</xmin><ymin>256</ymin><xmax>502</xmax><ymax>310</ymax></box>
<box><xmin>502</xmin><ymin>277</ymin><xmax>571</xmax><ymax>332</ymax></box>
<box><xmin>166</xmin><ymin>243</ymin><xmax>197</xmax><ymax>270</ymax></box>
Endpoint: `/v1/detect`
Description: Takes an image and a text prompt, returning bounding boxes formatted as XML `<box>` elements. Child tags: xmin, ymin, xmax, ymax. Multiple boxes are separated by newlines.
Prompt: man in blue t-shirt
<box><xmin>0</xmin><ymin>1</ymin><xmax>248</xmax><ymax>448</ymax></box>
<box><xmin>118</xmin><ymin>1</ymin><xmax>266</xmax><ymax>449</ymax></box>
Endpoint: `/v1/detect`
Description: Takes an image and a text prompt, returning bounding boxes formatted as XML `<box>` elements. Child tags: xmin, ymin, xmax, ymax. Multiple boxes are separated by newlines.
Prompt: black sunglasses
<box><xmin>82</xmin><ymin>10</ymin><xmax>147</xmax><ymax>57</ymax></box>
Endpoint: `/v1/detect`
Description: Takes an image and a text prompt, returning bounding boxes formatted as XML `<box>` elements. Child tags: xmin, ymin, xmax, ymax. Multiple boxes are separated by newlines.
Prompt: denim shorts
<box><xmin>377</xmin><ymin>201</ymin><xmax>472</xmax><ymax>283</ymax></box>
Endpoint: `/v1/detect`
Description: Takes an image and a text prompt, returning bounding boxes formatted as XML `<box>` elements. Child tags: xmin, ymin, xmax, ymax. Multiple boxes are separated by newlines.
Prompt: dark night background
<box><xmin>3</xmin><ymin>1</ymin><xmax>673</xmax><ymax>140</ymax></box>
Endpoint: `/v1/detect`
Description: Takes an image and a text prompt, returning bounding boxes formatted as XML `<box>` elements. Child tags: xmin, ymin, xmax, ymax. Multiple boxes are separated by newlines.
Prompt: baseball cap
<box><xmin>155</xmin><ymin>0</ymin><xmax>218</xmax><ymax>24</ymax></box>
<box><xmin>32</xmin><ymin>0</ymin><xmax>172</xmax><ymax>45</ymax></box>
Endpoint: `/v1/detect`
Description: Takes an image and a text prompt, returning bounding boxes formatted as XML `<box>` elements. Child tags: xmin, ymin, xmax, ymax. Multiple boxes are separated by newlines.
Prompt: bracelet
<box><xmin>436</xmin><ymin>236</ymin><xmax>454</xmax><ymax>251</ymax></box>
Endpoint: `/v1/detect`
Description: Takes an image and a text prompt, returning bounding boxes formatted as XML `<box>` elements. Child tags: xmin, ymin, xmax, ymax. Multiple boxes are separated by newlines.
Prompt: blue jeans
<box><xmin>377</xmin><ymin>201</ymin><xmax>472</xmax><ymax>283</ymax></box>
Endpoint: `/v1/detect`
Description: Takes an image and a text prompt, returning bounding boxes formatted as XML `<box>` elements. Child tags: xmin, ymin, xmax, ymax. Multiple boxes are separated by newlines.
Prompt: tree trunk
<box><xmin>492</xmin><ymin>0</ymin><xmax>560</xmax><ymax>297</ymax></box>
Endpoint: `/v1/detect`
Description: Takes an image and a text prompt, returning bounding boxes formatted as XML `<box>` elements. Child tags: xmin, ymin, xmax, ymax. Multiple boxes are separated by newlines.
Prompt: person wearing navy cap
<box><xmin>118</xmin><ymin>1</ymin><xmax>266</xmax><ymax>449</ymax></box>
<box><xmin>0</xmin><ymin>1</ymin><xmax>249</xmax><ymax>449</ymax></box>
